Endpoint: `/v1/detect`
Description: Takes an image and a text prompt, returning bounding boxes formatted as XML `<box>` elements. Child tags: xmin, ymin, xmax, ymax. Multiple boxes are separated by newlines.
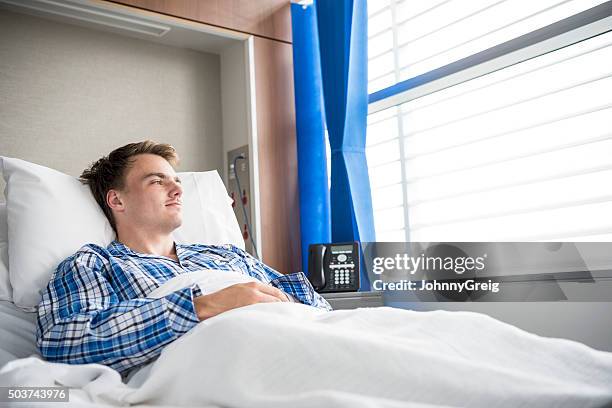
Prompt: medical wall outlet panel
<box><xmin>227</xmin><ymin>145</ymin><xmax>255</xmax><ymax>255</ymax></box>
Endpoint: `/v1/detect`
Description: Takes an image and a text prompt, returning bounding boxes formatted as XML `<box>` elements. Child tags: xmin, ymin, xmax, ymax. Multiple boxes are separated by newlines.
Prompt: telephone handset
<box><xmin>307</xmin><ymin>242</ymin><xmax>360</xmax><ymax>293</ymax></box>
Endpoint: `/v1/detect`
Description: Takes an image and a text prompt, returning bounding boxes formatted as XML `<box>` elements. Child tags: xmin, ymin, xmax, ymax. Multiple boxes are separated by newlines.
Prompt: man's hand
<box><xmin>194</xmin><ymin>282</ymin><xmax>290</xmax><ymax>321</ymax></box>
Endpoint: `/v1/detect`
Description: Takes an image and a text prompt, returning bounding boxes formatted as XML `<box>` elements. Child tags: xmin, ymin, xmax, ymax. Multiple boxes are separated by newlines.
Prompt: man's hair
<box><xmin>80</xmin><ymin>140</ymin><xmax>179</xmax><ymax>231</ymax></box>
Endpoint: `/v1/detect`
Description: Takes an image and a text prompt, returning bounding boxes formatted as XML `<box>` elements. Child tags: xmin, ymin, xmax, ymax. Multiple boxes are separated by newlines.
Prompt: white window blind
<box><xmin>366</xmin><ymin>2</ymin><xmax>612</xmax><ymax>242</ymax></box>
<box><xmin>368</xmin><ymin>0</ymin><xmax>609</xmax><ymax>94</ymax></box>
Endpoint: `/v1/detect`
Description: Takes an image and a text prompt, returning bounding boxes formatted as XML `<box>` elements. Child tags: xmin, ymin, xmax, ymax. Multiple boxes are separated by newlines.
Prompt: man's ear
<box><xmin>106</xmin><ymin>189</ymin><xmax>125</xmax><ymax>213</ymax></box>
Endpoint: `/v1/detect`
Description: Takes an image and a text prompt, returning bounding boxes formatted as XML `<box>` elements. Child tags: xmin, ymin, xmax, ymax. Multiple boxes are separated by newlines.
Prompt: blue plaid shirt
<box><xmin>36</xmin><ymin>241</ymin><xmax>331</xmax><ymax>375</ymax></box>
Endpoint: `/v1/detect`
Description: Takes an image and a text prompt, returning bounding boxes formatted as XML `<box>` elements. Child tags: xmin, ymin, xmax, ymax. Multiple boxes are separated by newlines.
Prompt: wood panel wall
<box><xmin>253</xmin><ymin>37</ymin><xmax>302</xmax><ymax>274</ymax></box>
<box><xmin>103</xmin><ymin>0</ymin><xmax>302</xmax><ymax>273</ymax></box>
<box><xmin>107</xmin><ymin>0</ymin><xmax>292</xmax><ymax>43</ymax></box>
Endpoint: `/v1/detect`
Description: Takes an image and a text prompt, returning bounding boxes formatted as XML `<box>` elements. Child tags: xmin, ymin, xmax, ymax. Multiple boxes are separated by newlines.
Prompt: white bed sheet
<box><xmin>1</xmin><ymin>287</ymin><xmax>612</xmax><ymax>408</ymax></box>
<box><xmin>0</xmin><ymin>300</ymin><xmax>38</xmax><ymax>369</ymax></box>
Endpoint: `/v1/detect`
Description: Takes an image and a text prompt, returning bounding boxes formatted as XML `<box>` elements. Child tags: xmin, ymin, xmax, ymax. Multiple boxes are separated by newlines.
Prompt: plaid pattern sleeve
<box><xmin>270</xmin><ymin>272</ymin><xmax>333</xmax><ymax>311</ymax></box>
<box><xmin>36</xmin><ymin>251</ymin><xmax>200</xmax><ymax>375</ymax></box>
<box><xmin>232</xmin><ymin>246</ymin><xmax>332</xmax><ymax>311</ymax></box>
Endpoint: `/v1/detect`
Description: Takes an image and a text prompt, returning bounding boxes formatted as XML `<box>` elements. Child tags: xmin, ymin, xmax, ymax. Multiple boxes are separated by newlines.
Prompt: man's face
<box><xmin>110</xmin><ymin>153</ymin><xmax>183</xmax><ymax>234</ymax></box>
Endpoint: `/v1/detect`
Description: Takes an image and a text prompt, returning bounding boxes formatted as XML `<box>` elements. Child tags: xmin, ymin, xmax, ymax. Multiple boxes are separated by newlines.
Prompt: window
<box><xmin>366</xmin><ymin>0</ymin><xmax>612</xmax><ymax>242</ymax></box>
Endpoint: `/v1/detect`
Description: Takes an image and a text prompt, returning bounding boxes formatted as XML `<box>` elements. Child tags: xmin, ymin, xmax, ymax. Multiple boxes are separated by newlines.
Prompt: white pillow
<box><xmin>0</xmin><ymin>203</ymin><xmax>11</xmax><ymax>301</ymax></box>
<box><xmin>2</xmin><ymin>158</ymin><xmax>115</xmax><ymax>310</ymax></box>
<box><xmin>172</xmin><ymin>172</ymin><xmax>244</xmax><ymax>250</ymax></box>
<box><xmin>1</xmin><ymin>157</ymin><xmax>243</xmax><ymax>310</ymax></box>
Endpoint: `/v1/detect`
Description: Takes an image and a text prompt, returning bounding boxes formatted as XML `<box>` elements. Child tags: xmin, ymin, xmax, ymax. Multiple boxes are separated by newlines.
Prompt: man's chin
<box><xmin>171</xmin><ymin>218</ymin><xmax>182</xmax><ymax>231</ymax></box>
<box><xmin>163</xmin><ymin>217</ymin><xmax>183</xmax><ymax>234</ymax></box>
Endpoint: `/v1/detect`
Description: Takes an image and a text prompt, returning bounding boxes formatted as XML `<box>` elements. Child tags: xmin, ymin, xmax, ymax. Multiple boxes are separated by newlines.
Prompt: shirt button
<box><xmin>183</xmin><ymin>262</ymin><xmax>191</xmax><ymax>268</ymax></box>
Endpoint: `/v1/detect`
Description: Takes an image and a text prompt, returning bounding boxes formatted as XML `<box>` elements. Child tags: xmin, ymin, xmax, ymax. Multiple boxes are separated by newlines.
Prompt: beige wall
<box><xmin>0</xmin><ymin>9</ymin><xmax>223</xmax><ymax>198</ymax></box>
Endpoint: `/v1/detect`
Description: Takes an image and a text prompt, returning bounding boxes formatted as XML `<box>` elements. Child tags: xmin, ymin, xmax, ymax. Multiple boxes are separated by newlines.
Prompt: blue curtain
<box><xmin>316</xmin><ymin>0</ymin><xmax>375</xmax><ymax>290</ymax></box>
<box><xmin>290</xmin><ymin>2</ymin><xmax>331</xmax><ymax>274</ymax></box>
<box><xmin>291</xmin><ymin>0</ymin><xmax>375</xmax><ymax>290</ymax></box>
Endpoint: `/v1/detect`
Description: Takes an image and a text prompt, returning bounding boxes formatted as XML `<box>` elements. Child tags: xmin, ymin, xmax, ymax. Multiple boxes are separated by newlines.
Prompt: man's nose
<box><xmin>169</xmin><ymin>180</ymin><xmax>183</xmax><ymax>198</ymax></box>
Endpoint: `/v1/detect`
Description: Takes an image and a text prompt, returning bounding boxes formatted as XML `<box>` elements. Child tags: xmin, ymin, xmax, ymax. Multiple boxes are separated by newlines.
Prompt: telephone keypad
<box><xmin>330</xmin><ymin>261</ymin><xmax>356</xmax><ymax>289</ymax></box>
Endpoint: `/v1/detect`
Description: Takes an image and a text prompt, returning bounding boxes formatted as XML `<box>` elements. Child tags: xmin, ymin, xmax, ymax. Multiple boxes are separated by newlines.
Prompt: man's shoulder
<box><xmin>58</xmin><ymin>243</ymin><xmax>112</xmax><ymax>270</ymax></box>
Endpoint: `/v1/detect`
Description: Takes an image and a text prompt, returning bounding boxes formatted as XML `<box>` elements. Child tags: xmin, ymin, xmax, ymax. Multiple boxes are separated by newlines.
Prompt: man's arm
<box><xmin>36</xmin><ymin>252</ymin><xmax>200</xmax><ymax>375</ymax></box>
<box><xmin>268</xmin><ymin>271</ymin><xmax>333</xmax><ymax>311</ymax></box>
<box><xmin>232</xmin><ymin>246</ymin><xmax>332</xmax><ymax>311</ymax></box>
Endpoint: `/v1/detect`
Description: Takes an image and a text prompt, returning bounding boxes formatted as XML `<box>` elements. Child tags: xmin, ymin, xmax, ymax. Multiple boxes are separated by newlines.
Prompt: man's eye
<box><xmin>152</xmin><ymin>180</ymin><xmax>163</xmax><ymax>184</ymax></box>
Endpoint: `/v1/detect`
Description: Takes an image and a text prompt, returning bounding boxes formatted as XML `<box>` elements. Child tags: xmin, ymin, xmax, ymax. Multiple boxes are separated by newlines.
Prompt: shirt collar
<box><xmin>108</xmin><ymin>240</ymin><xmax>133</xmax><ymax>256</ymax></box>
<box><xmin>108</xmin><ymin>240</ymin><xmax>187</xmax><ymax>261</ymax></box>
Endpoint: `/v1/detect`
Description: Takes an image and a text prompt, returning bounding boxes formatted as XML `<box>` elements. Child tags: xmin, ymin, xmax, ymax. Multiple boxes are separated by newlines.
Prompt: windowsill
<box><xmin>322</xmin><ymin>291</ymin><xmax>384</xmax><ymax>310</ymax></box>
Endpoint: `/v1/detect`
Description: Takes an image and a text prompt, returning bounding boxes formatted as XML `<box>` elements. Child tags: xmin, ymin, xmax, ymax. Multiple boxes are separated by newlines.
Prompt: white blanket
<box><xmin>1</xmin><ymin>274</ymin><xmax>611</xmax><ymax>408</ymax></box>
<box><xmin>147</xmin><ymin>269</ymin><xmax>261</xmax><ymax>299</ymax></box>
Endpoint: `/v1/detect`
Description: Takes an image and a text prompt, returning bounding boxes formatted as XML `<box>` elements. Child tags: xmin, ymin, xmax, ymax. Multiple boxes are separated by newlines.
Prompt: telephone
<box><xmin>307</xmin><ymin>242</ymin><xmax>360</xmax><ymax>293</ymax></box>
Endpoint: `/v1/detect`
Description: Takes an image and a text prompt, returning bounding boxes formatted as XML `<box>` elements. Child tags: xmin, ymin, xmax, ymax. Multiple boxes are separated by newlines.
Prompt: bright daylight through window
<box><xmin>366</xmin><ymin>0</ymin><xmax>612</xmax><ymax>242</ymax></box>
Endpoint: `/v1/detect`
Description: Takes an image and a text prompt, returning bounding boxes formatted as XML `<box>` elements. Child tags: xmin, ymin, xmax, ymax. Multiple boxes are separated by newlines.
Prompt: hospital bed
<box><xmin>0</xmin><ymin>300</ymin><xmax>38</xmax><ymax>370</ymax></box>
<box><xmin>1</xmin><ymin>157</ymin><xmax>611</xmax><ymax>408</ymax></box>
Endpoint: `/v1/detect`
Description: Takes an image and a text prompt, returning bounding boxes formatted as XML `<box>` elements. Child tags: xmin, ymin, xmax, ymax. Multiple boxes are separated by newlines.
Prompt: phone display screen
<box><xmin>332</xmin><ymin>245</ymin><xmax>353</xmax><ymax>254</ymax></box>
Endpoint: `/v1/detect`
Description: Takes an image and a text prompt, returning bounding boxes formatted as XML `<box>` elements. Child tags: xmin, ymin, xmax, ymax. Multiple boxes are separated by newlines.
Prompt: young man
<box><xmin>36</xmin><ymin>141</ymin><xmax>331</xmax><ymax>377</ymax></box>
